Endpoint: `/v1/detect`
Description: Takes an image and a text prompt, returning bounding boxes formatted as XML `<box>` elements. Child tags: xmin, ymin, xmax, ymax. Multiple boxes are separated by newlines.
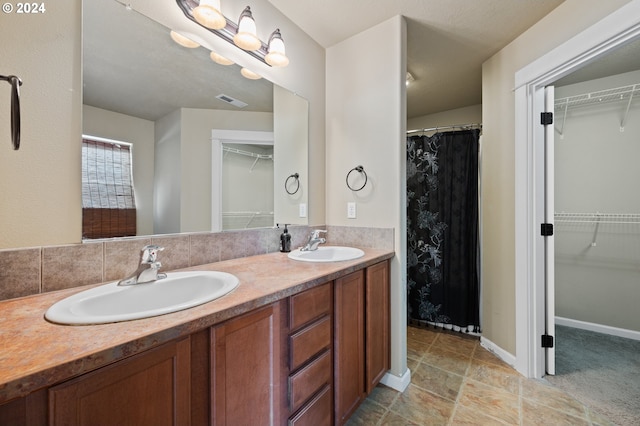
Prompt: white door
<box><xmin>544</xmin><ymin>85</ymin><xmax>556</xmax><ymax>375</ymax></box>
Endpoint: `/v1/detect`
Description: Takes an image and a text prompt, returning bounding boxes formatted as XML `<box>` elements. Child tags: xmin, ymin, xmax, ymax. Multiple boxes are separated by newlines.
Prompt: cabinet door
<box><xmin>49</xmin><ymin>337</ymin><xmax>191</xmax><ymax>426</ymax></box>
<box><xmin>365</xmin><ymin>260</ymin><xmax>390</xmax><ymax>393</ymax></box>
<box><xmin>334</xmin><ymin>270</ymin><xmax>365</xmax><ymax>426</ymax></box>
<box><xmin>211</xmin><ymin>302</ymin><xmax>283</xmax><ymax>425</ymax></box>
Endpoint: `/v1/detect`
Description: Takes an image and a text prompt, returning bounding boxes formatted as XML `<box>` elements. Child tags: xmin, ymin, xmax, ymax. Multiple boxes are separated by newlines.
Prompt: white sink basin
<box><xmin>45</xmin><ymin>271</ymin><xmax>239</xmax><ymax>325</ymax></box>
<box><xmin>287</xmin><ymin>246</ymin><xmax>365</xmax><ymax>263</ymax></box>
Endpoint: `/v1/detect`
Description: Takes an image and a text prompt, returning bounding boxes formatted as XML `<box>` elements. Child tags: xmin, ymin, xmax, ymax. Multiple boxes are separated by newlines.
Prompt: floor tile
<box><xmin>411</xmin><ymin>362</ymin><xmax>464</xmax><ymax>401</ymax></box>
<box><xmin>522</xmin><ymin>398</ymin><xmax>590</xmax><ymax>426</ymax></box>
<box><xmin>345</xmin><ymin>398</ymin><xmax>387</xmax><ymax>426</ymax></box>
<box><xmin>467</xmin><ymin>358</ymin><xmax>521</xmax><ymax>394</ymax></box>
<box><xmin>390</xmin><ymin>384</ymin><xmax>455</xmax><ymax>425</ymax></box>
<box><xmin>521</xmin><ymin>378</ymin><xmax>588</xmax><ymax>420</ymax></box>
<box><xmin>350</xmin><ymin>326</ymin><xmax>614</xmax><ymax>426</ymax></box>
<box><xmin>457</xmin><ymin>379</ymin><xmax>520</xmax><ymax>424</ymax></box>
<box><xmin>423</xmin><ymin>345</ymin><xmax>472</xmax><ymax>376</ymax></box>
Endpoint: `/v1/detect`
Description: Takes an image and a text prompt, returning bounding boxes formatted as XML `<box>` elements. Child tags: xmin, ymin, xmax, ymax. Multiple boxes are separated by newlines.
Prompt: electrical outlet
<box><xmin>299</xmin><ymin>203</ymin><xmax>307</xmax><ymax>218</ymax></box>
<box><xmin>347</xmin><ymin>202</ymin><xmax>357</xmax><ymax>219</ymax></box>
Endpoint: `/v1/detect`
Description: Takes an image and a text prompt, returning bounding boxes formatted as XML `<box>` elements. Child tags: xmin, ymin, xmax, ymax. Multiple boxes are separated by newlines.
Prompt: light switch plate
<box><xmin>347</xmin><ymin>202</ymin><xmax>357</xmax><ymax>219</ymax></box>
<box><xmin>299</xmin><ymin>203</ymin><xmax>307</xmax><ymax>218</ymax></box>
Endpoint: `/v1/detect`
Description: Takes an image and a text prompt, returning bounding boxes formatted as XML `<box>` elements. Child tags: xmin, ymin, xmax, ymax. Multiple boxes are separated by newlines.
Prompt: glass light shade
<box><xmin>233</xmin><ymin>7</ymin><xmax>261</xmax><ymax>51</ymax></box>
<box><xmin>193</xmin><ymin>0</ymin><xmax>226</xmax><ymax>30</ymax></box>
<box><xmin>265</xmin><ymin>29</ymin><xmax>289</xmax><ymax>67</ymax></box>
<box><xmin>210</xmin><ymin>51</ymin><xmax>234</xmax><ymax>66</ymax></box>
<box><xmin>170</xmin><ymin>31</ymin><xmax>200</xmax><ymax>48</ymax></box>
<box><xmin>240</xmin><ymin>68</ymin><xmax>262</xmax><ymax>80</ymax></box>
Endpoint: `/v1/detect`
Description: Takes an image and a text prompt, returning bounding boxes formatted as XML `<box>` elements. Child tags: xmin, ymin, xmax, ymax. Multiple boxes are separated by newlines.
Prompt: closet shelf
<box><xmin>223</xmin><ymin>146</ymin><xmax>273</xmax><ymax>172</ymax></box>
<box><xmin>554</xmin><ymin>84</ymin><xmax>640</xmax><ymax>110</ymax></box>
<box><xmin>554</xmin><ymin>212</ymin><xmax>640</xmax><ymax>224</ymax></box>
<box><xmin>554</xmin><ymin>83</ymin><xmax>640</xmax><ymax>135</ymax></box>
<box><xmin>555</xmin><ymin>212</ymin><xmax>640</xmax><ymax>247</ymax></box>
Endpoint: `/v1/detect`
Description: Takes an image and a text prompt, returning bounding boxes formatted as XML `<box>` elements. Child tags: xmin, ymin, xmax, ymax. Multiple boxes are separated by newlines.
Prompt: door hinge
<box><xmin>541</xmin><ymin>223</ymin><xmax>554</xmax><ymax>236</ymax></box>
<box><xmin>541</xmin><ymin>112</ymin><xmax>553</xmax><ymax>125</ymax></box>
<box><xmin>541</xmin><ymin>334</ymin><xmax>554</xmax><ymax>348</ymax></box>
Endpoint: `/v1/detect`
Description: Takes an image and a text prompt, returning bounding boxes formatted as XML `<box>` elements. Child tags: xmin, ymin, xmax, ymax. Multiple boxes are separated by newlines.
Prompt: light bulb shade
<box><xmin>193</xmin><ymin>0</ymin><xmax>226</xmax><ymax>30</ymax></box>
<box><xmin>233</xmin><ymin>7</ymin><xmax>261</xmax><ymax>51</ymax></box>
<box><xmin>170</xmin><ymin>31</ymin><xmax>200</xmax><ymax>48</ymax></box>
<box><xmin>240</xmin><ymin>68</ymin><xmax>262</xmax><ymax>80</ymax></box>
<box><xmin>265</xmin><ymin>29</ymin><xmax>289</xmax><ymax>67</ymax></box>
<box><xmin>210</xmin><ymin>51</ymin><xmax>234</xmax><ymax>66</ymax></box>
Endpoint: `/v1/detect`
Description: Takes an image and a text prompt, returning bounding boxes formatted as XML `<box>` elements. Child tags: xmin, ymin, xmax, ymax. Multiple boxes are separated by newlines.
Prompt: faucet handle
<box><xmin>140</xmin><ymin>245</ymin><xmax>164</xmax><ymax>264</ymax></box>
<box><xmin>311</xmin><ymin>229</ymin><xmax>327</xmax><ymax>237</ymax></box>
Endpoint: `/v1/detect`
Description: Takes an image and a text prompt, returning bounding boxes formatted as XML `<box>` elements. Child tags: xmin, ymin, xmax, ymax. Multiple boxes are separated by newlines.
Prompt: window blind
<box><xmin>82</xmin><ymin>137</ymin><xmax>137</xmax><ymax>239</ymax></box>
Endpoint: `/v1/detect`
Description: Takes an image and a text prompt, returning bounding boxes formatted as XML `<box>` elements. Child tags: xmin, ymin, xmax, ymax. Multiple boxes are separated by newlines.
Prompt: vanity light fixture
<box><xmin>210</xmin><ymin>51</ymin><xmax>234</xmax><ymax>65</ymax></box>
<box><xmin>240</xmin><ymin>68</ymin><xmax>262</xmax><ymax>80</ymax></box>
<box><xmin>170</xmin><ymin>31</ymin><xmax>200</xmax><ymax>48</ymax></box>
<box><xmin>192</xmin><ymin>0</ymin><xmax>226</xmax><ymax>30</ymax></box>
<box><xmin>265</xmin><ymin>29</ymin><xmax>289</xmax><ymax>67</ymax></box>
<box><xmin>233</xmin><ymin>7</ymin><xmax>261</xmax><ymax>51</ymax></box>
<box><xmin>176</xmin><ymin>0</ymin><xmax>289</xmax><ymax>67</ymax></box>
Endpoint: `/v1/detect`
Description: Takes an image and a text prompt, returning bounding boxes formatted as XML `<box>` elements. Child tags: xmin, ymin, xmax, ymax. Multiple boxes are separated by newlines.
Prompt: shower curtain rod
<box><xmin>406</xmin><ymin>123</ymin><xmax>482</xmax><ymax>134</ymax></box>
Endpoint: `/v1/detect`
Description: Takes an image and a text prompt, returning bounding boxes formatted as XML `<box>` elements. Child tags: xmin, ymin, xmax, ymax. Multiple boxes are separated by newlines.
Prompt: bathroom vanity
<box><xmin>0</xmin><ymin>248</ymin><xmax>392</xmax><ymax>425</ymax></box>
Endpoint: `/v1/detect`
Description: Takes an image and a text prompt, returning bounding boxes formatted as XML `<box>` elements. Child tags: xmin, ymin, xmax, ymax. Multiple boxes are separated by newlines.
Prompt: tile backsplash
<box><xmin>0</xmin><ymin>225</ymin><xmax>394</xmax><ymax>301</ymax></box>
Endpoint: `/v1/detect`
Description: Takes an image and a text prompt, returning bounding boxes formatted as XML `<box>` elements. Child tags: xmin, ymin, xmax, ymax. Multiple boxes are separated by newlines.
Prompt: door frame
<box><xmin>513</xmin><ymin>0</ymin><xmax>640</xmax><ymax>378</ymax></box>
<box><xmin>211</xmin><ymin>129</ymin><xmax>274</xmax><ymax>232</ymax></box>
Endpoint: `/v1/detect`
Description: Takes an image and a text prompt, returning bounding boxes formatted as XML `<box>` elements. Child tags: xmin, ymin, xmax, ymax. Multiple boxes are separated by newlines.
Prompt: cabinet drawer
<box><xmin>290</xmin><ymin>283</ymin><xmax>331</xmax><ymax>331</ymax></box>
<box><xmin>289</xmin><ymin>316</ymin><xmax>331</xmax><ymax>371</ymax></box>
<box><xmin>288</xmin><ymin>384</ymin><xmax>332</xmax><ymax>426</ymax></box>
<box><xmin>289</xmin><ymin>349</ymin><xmax>331</xmax><ymax>413</ymax></box>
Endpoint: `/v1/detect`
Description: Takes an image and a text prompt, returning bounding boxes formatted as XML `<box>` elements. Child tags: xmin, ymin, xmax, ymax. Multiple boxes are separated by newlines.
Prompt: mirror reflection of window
<box><xmin>81</xmin><ymin>136</ymin><xmax>136</xmax><ymax>239</ymax></box>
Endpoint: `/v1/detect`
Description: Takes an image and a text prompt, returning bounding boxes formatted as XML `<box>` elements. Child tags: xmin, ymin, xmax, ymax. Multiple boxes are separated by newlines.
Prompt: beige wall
<box><xmin>481</xmin><ymin>0</ymin><xmax>632</xmax><ymax>354</ymax></box>
<box><xmin>0</xmin><ymin>1</ymin><xmax>82</xmax><ymax>249</ymax></box>
<box><xmin>82</xmin><ymin>105</ymin><xmax>156</xmax><ymax>235</ymax></box>
<box><xmin>274</xmin><ymin>85</ymin><xmax>309</xmax><ymax>226</ymax></box>
<box><xmin>326</xmin><ymin>16</ymin><xmax>407</xmax><ymax>380</ymax></box>
<box><xmin>407</xmin><ymin>104</ymin><xmax>482</xmax><ymax>132</ymax></box>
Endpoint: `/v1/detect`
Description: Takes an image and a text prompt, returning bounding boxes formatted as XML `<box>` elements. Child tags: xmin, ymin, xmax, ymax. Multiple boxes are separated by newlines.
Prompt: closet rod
<box><xmin>407</xmin><ymin>123</ymin><xmax>482</xmax><ymax>134</ymax></box>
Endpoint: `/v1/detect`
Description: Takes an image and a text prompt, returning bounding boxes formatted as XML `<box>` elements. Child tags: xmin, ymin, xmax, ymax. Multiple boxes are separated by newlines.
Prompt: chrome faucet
<box><xmin>300</xmin><ymin>229</ymin><xmax>327</xmax><ymax>251</ymax></box>
<box><xmin>118</xmin><ymin>245</ymin><xmax>167</xmax><ymax>286</ymax></box>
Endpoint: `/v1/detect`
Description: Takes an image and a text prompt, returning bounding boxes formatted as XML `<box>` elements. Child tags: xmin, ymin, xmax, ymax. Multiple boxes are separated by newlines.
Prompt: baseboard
<box><xmin>379</xmin><ymin>368</ymin><xmax>411</xmax><ymax>392</ymax></box>
<box><xmin>480</xmin><ymin>337</ymin><xmax>517</xmax><ymax>369</ymax></box>
<box><xmin>556</xmin><ymin>316</ymin><xmax>640</xmax><ymax>341</ymax></box>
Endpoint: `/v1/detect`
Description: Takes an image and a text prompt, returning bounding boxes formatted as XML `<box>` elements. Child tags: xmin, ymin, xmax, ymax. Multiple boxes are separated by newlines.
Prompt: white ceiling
<box><xmin>86</xmin><ymin>1</ymin><xmax>640</xmax><ymax>123</ymax></box>
<box><xmin>267</xmin><ymin>0</ymin><xmax>566</xmax><ymax>118</ymax></box>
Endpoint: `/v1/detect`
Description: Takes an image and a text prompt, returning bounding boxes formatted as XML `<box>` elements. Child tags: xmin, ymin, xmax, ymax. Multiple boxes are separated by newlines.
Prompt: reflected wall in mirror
<box><xmin>82</xmin><ymin>0</ymin><xmax>308</xmax><ymax>238</ymax></box>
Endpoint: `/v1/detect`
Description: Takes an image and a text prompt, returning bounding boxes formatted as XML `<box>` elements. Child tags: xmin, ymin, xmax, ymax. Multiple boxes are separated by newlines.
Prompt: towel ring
<box><xmin>285</xmin><ymin>173</ymin><xmax>300</xmax><ymax>195</ymax></box>
<box><xmin>0</xmin><ymin>75</ymin><xmax>22</xmax><ymax>150</ymax></box>
<box><xmin>346</xmin><ymin>165</ymin><xmax>367</xmax><ymax>191</ymax></box>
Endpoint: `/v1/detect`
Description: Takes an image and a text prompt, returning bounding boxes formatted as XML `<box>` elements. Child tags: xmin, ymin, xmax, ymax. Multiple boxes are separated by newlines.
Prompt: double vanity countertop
<box><xmin>0</xmin><ymin>247</ymin><xmax>394</xmax><ymax>404</ymax></box>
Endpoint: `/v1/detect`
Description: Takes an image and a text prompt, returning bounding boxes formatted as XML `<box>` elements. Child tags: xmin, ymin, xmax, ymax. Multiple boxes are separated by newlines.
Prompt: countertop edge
<box><xmin>0</xmin><ymin>248</ymin><xmax>394</xmax><ymax>404</ymax></box>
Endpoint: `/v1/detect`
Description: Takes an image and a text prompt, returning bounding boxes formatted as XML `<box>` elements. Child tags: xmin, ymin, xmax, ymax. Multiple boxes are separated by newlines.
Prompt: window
<box><xmin>81</xmin><ymin>137</ymin><xmax>136</xmax><ymax>239</ymax></box>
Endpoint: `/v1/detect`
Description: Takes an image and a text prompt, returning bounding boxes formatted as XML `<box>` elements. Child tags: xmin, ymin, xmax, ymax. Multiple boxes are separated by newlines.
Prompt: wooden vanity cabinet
<box><xmin>334</xmin><ymin>260</ymin><xmax>390</xmax><ymax>426</ymax></box>
<box><xmin>211</xmin><ymin>301</ymin><xmax>285</xmax><ymax>426</ymax></box>
<box><xmin>365</xmin><ymin>260</ymin><xmax>391</xmax><ymax>393</ymax></box>
<box><xmin>286</xmin><ymin>282</ymin><xmax>333</xmax><ymax>426</ymax></box>
<box><xmin>49</xmin><ymin>336</ymin><xmax>191</xmax><ymax>425</ymax></box>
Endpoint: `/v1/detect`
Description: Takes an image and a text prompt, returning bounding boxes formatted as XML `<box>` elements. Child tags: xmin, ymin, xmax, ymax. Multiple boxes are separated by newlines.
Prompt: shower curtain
<box><xmin>406</xmin><ymin>129</ymin><xmax>480</xmax><ymax>332</ymax></box>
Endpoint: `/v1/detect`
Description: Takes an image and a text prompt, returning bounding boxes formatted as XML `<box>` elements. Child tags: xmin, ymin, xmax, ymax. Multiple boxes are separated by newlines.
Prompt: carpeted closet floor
<box><xmin>545</xmin><ymin>325</ymin><xmax>640</xmax><ymax>426</ymax></box>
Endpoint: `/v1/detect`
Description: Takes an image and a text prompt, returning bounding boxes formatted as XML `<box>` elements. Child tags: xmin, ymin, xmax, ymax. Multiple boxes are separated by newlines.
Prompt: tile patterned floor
<box><xmin>346</xmin><ymin>326</ymin><xmax>616</xmax><ymax>425</ymax></box>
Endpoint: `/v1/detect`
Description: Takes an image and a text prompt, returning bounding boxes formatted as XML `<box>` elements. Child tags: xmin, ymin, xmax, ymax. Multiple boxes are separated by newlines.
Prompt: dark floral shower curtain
<box><xmin>406</xmin><ymin>129</ymin><xmax>480</xmax><ymax>332</ymax></box>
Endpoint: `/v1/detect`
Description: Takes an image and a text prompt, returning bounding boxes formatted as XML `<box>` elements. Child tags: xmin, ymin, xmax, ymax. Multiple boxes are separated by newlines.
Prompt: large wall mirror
<box><xmin>83</xmin><ymin>0</ymin><xmax>309</xmax><ymax>238</ymax></box>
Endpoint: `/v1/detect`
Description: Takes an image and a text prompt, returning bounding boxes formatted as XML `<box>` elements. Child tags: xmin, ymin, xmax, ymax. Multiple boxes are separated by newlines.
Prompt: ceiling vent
<box><xmin>215</xmin><ymin>94</ymin><xmax>248</xmax><ymax>108</ymax></box>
